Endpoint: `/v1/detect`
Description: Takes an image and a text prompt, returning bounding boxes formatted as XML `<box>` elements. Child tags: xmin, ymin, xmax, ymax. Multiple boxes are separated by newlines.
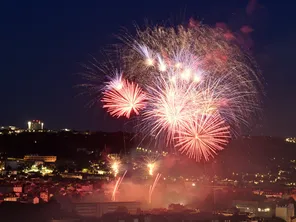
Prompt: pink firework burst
<box><xmin>175</xmin><ymin>112</ymin><xmax>230</xmax><ymax>162</ymax></box>
<box><xmin>101</xmin><ymin>79</ymin><xmax>146</xmax><ymax>118</ymax></box>
<box><xmin>142</xmin><ymin>78</ymin><xmax>199</xmax><ymax>142</ymax></box>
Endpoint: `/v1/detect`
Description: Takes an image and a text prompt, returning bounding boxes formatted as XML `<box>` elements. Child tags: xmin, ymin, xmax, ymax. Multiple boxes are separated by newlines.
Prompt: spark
<box><xmin>180</xmin><ymin>68</ymin><xmax>191</xmax><ymax>81</ymax></box>
<box><xmin>175</xmin><ymin>62</ymin><xmax>182</xmax><ymax>69</ymax></box>
<box><xmin>157</xmin><ymin>54</ymin><xmax>167</xmax><ymax>72</ymax></box>
<box><xmin>147</xmin><ymin>162</ymin><xmax>155</xmax><ymax>176</ymax></box>
<box><xmin>146</xmin><ymin>58</ymin><xmax>154</xmax><ymax>66</ymax></box>
<box><xmin>106</xmin><ymin>72</ymin><xmax>124</xmax><ymax>91</ymax></box>
<box><xmin>142</xmin><ymin>153</ymin><xmax>159</xmax><ymax>176</ymax></box>
<box><xmin>133</xmin><ymin>43</ymin><xmax>155</xmax><ymax>67</ymax></box>
<box><xmin>111</xmin><ymin>161</ymin><xmax>120</xmax><ymax>177</ymax></box>
<box><xmin>109</xmin><ymin>155</ymin><xmax>121</xmax><ymax>177</ymax></box>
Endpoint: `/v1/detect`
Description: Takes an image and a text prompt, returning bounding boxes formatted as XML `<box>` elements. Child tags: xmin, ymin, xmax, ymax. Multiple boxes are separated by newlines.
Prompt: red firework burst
<box><xmin>101</xmin><ymin>79</ymin><xmax>146</xmax><ymax>118</ymax></box>
<box><xmin>175</xmin><ymin>112</ymin><xmax>230</xmax><ymax>162</ymax></box>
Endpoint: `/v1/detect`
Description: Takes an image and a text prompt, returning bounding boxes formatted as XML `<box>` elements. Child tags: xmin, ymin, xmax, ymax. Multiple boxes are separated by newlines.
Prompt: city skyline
<box><xmin>0</xmin><ymin>0</ymin><xmax>296</xmax><ymax>136</ymax></box>
<box><xmin>1</xmin><ymin>1</ymin><xmax>296</xmax><ymax>221</ymax></box>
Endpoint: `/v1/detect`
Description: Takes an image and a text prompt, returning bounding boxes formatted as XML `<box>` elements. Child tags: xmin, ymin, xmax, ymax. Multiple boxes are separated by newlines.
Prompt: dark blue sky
<box><xmin>0</xmin><ymin>0</ymin><xmax>295</xmax><ymax>136</ymax></box>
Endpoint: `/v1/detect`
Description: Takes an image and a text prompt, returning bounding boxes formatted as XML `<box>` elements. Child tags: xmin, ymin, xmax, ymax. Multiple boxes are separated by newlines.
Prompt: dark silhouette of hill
<box><xmin>154</xmin><ymin>136</ymin><xmax>296</xmax><ymax>178</ymax></box>
<box><xmin>0</xmin><ymin>132</ymin><xmax>295</xmax><ymax>175</ymax></box>
<box><xmin>213</xmin><ymin>136</ymin><xmax>296</xmax><ymax>175</ymax></box>
<box><xmin>0</xmin><ymin>199</ymin><xmax>63</xmax><ymax>222</ymax></box>
<box><xmin>0</xmin><ymin>131</ymin><xmax>135</xmax><ymax>159</ymax></box>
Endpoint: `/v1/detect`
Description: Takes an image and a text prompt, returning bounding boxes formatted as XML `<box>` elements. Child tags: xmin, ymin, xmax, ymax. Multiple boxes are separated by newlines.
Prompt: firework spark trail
<box><xmin>112</xmin><ymin>170</ymin><xmax>127</xmax><ymax>201</ymax></box>
<box><xmin>112</xmin><ymin>178</ymin><xmax>121</xmax><ymax>201</ymax></box>
<box><xmin>101</xmin><ymin>79</ymin><xmax>146</xmax><ymax>118</ymax></box>
<box><xmin>148</xmin><ymin>173</ymin><xmax>161</xmax><ymax>204</ymax></box>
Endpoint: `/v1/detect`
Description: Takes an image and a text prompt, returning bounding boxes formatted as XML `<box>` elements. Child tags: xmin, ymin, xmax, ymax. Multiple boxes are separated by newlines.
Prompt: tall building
<box><xmin>27</xmin><ymin>120</ymin><xmax>44</xmax><ymax>131</ymax></box>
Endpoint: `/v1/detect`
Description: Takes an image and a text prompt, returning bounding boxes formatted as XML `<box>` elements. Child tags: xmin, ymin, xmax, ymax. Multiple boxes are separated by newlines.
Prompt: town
<box><xmin>0</xmin><ymin>121</ymin><xmax>296</xmax><ymax>221</ymax></box>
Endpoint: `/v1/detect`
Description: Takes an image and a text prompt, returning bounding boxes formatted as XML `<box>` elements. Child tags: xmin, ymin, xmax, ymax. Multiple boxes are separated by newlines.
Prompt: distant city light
<box><xmin>62</xmin><ymin>128</ymin><xmax>71</xmax><ymax>131</ymax></box>
<box><xmin>285</xmin><ymin>137</ymin><xmax>296</xmax><ymax>143</ymax></box>
<box><xmin>136</xmin><ymin>147</ymin><xmax>168</xmax><ymax>156</ymax></box>
<box><xmin>258</xmin><ymin>208</ymin><xmax>270</xmax><ymax>212</ymax></box>
<box><xmin>23</xmin><ymin>164</ymin><xmax>53</xmax><ymax>176</ymax></box>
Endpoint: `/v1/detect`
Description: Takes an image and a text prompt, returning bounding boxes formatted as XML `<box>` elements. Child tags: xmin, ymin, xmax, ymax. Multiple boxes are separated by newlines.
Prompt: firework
<box><xmin>111</xmin><ymin>161</ymin><xmax>120</xmax><ymax>177</ymax></box>
<box><xmin>140</xmin><ymin>152</ymin><xmax>159</xmax><ymax>176</ymax></box>
<box><xmin>87</xmin><ymin>19</ymin><xmax>262</xmax><ymax>162</ymax></box>
<box><xmin>109</xmin><ymin>155</ymin><xmax>121</xmax><ymax>177</ymax></box>
<box><xmin>175</xmin><ymin>112</ymin><xmax>231</xmax><ymax>161</ymax></box>
<box><xmin>122</xmin><ymin>24</ymin><xmax>261</xmax><ymax>111</ymax></box>
<box><xmin>126</xmin><ymin>23</ymin><xmax>260</xmax><ymax>161</ymax></box>
<box><xmin>141</xmin><ymin>76</ymin><xmax>201</xmax><ymax>142</ymax></box>
<box><xmin>101</xmin><ymin>78</ymin><xmax>146</xmax><ymax>119</ymax></box>
<box><xmin>147</xmin><ymin>162</ymin><xmax>155</xmax><ymax>176</ymax></box>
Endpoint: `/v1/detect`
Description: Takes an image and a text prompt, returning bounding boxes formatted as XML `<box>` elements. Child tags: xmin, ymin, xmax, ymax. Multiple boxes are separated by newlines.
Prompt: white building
<box><xmin>27</xmin><ymin>120</ymin><xmax>44</xmax><ymax>131</ymax></box>
<box><xmin>276</xmin><ymin>203</ymin><xmax>295</xmax><ymax>222</ymax></box>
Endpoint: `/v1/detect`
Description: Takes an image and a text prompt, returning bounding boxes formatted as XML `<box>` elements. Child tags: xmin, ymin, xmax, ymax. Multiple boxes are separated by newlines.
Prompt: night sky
<box><xmin>0</xmin><ymin>0</ymin><xmax>295</xmax><ymax>136</ymax></box>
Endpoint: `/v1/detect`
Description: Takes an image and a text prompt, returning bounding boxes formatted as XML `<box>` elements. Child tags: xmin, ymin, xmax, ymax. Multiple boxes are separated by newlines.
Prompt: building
<box><xmin>233</xmin><ymin>200</ymin><xmax>258</xmax><ymax>214</ymax></box>
<box><xmin>232</xmin><ymin>200</ymin><xmax>274</xmax><ymax>217</ymax></box>
<box><xmin>60</xmin><ymin>173</ymin><xmax>83</xmax><ymax>180</ymax></box>
<box><xmin>50</xmin><ymin>220</ymin><xmax>80</xmax><ymax>222</ymax></box>
<box><xmin>33</xmin><ymin>197</ymin><xmax>39</xmax><ymax>204</ymax></box>
<box><xmin>73</xmin><ymin>201</ymin><xmax>141</xmax><ymax>218</ymax></box>
<box><xmin>13</xmin><ymin>186</ymin><xmax>22</xmax><ymax>193</ymax></box>
<box><xmin>0</xmin><ymin>126</ymin><xmax>24</xmax><ymax>134</ymax></box>
<box><xmin>23</xmin><ymin>155</ymin><xmax>57</xmax><ymax>163</ymax></box>
<box><xmin>27</xmin><ymin>120</ymin><xmax>44</xmax><ymax>131</ymax></box>
<box><xmin>40</xmin><ymin>192</ymin><xmax>49</xmax><ymax>202</ymax></box>
<box><xmin>4</xmin><ymin>196</ymin><xmax>18</xmax><ymax>202</ymax></box>
<box><xmin>5</xmin><ymin>158</ymin><xmax>23</xmax><ymax>170</ymax></box>
<box><xmin>0</xmin><ymin>185</ymin><xmax>13</xmax><ymax>194</ymax></box>
<box><xmin>276</xmin><ymin>204</ymin><xmax>295</xmax><ymax>222</ymax></box>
